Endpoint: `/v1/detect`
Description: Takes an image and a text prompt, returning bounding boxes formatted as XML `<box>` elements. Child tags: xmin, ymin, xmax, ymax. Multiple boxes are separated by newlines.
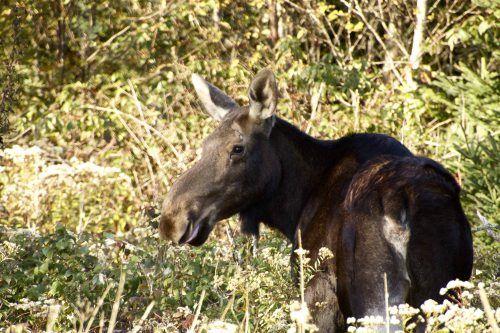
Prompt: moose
<box><xmin>159</xmin><ymin>69</ymin><xmax>473</xmax><ymax>331</ymax></box>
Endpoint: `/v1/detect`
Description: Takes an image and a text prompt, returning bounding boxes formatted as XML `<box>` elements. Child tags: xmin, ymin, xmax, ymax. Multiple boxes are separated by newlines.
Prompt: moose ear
<box><xmin>248</xmin><ymin>69</ymin><xmax>278</xmax><ymax>120</ymax></box>
<box><xmin>191</xmin><ymin>74</ymin><xmax>238</xmax><ymax>121</ymax></box>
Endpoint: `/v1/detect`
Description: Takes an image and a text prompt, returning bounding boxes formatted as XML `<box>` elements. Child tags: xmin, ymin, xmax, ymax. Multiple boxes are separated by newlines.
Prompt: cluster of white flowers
<box><xmin>294</xmin><ymin>247</ymin><xmax>309</xmax><ymax>257</ymax></box>
<box><xmin>76</xmin><ymin>161</ymin><xmax>123</xmax><ymax>177</ymax></box>
<box><xmin>2</xmin><ymin>144</ymin><xmax>137</xmax><ymax>231</ymax></box>
<box><xmin>439</xmin><ymin>278</ymin><xmax>474</xmax><ymax>295</ymax></box>
<box><xmin>38</xmin><ymin>158</ymin><xmax>130</xmax><ymax>182</ymax></box>
<box><xmin>10</xmin><ymin>297</ymin><xmax>57</xmax><ymax>312</ymax></box>
<box><xmin>318</xmin><ymin>247</ymin><xmax>334</xmax><ymax>260</ymax></box>
<box><xmin>389</xmin><ymin>303</ymin><xmax>420</xmax><ymax>317</ymax></box>
<box><xmin>202</xmin><ymin>320</ymin><xmax>238</xmax><ymax>333</ymax></box>
<box><xmin>3</xmin><ymin>145</ymin><xmax>130</xmax><ymax>183</ymax></box>
<box><xmin>1</xmin><ymin>145</ymin><xmax>42</xmax><ymax>164</ymax></box>
<box><xmin>347</xmin><ymin>326</ymin><xmax>393</xmax><ymax>333</ymax></box>
<box><xmin>347</xmin><ymin>279</ymin><xmax>495</xmax><ymax>332</ymax></box>
<box><xmin>171</xmin><ymin>306</ymin><xmax>192</xmax><ymax>320</ymax></box>
<box><xmin>287</xmin><ymin>301</ymin><xmax>318</xmax><ymax>333</ymax></box>
<box><xmin>438</xmin><ymin>301</ymin><xmax>484</xmax><ymax>323</ymax></box>
<box><xmin>260</xmin><ymin>247</ymin><xmax>290</xmax><ymax>267</ymax></box>
<box><xmin>87</xmin><ymin>241</ymin><xmax>113</xmax><ymax>264</ymax></box>
<box><xmin>347</xmin><ymin>314</ymin><xmax>388</xmax><ymax>331</ymax></box>
<box><xmin>420</xmin><ymin>299</ymin><xmax>447</xmax><ymax>314</ymax></box>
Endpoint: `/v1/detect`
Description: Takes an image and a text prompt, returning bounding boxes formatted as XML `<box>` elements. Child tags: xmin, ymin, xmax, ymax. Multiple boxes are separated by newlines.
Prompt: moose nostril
<box><xmin>187</xmin><ymin>210</ymin><xmax>198</xmax><ymax>223</ymax></box>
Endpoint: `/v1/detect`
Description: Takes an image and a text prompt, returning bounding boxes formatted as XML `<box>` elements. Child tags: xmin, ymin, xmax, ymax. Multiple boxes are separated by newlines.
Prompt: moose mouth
<box><xmin>178</xmin><ymin>216</ymin><xmax>214</xmax><ymax>246</ymax></box>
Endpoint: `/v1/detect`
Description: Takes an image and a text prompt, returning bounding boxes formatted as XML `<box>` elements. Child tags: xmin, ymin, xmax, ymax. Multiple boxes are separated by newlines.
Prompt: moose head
<box><xmin>159</xmin><ymin>69</ymin><xmax>282</xmax><ymax>246</ymax></box>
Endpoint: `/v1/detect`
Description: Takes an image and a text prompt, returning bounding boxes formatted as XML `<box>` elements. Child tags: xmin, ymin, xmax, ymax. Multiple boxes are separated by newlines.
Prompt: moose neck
<box><xmin>241</xmin><ymin>117</ymin><xmax>339</xmax><ymax>241</ymax></box>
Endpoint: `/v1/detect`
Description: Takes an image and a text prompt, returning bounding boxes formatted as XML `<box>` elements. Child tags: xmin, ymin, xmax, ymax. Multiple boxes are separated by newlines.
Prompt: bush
<box><xmin>1</xmin><ymin>0</ymin><xmax>498</xmax><ymax>331</ymax></box>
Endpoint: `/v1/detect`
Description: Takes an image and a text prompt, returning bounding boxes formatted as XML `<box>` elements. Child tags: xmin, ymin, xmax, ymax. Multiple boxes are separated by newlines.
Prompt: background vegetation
<box><xmin>0</xmin><ymin>0</ymin><xmax>498</xmax><ymax>331</ymax></box>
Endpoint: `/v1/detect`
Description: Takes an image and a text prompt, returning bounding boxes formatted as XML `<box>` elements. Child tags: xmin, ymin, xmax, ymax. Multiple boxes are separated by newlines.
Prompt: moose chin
<box><xmin>159</xmin><ymin>69</ymin><xmax>473</xmax><ymax>332</ymax></box>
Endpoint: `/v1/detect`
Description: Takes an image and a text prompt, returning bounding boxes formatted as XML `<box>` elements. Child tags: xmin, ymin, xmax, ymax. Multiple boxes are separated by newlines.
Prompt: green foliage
<box><xmin>0</xmin><ymin>0</ymin><xmax>498</xmax><ymax>331</ymax></box>
<box><xmin>0</xmin><ymin>224</ymin><xmax>295</xmax><ymax>331</ymax></box>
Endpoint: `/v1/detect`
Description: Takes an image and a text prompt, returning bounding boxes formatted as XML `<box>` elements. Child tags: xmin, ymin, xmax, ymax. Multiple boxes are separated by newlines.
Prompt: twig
<box><xmin>84</xmin><ymin>283</ymin><xmax>114</xmax><ymax>333</ymax></box>
<box><xmin>296</xmin><ymin>230</ymin><xmax>308</xmax><ymax>333</ymax></box>
<box><xmin>476</xmin><ymin>211</ymin><xmax>500</xmax><ymax>242</ymax></box>
<box><xmin>127</xmin><ymin>80</ymin><xmax>151</xmax><ymax>137</ymax></box>
<box><xmin>406</xmin><ymin>0</ymin><xmax>427</xmax><ymax>86</ymax></box>
<box><xmin>4</xmin><ymin>127</ymin><xmax>31</xmax><ymax>143</ymax></box>
<box><xmin>340</xmin><ymin>0</ymin><xmax>404</xmax><ymax>85</ymax></box>
<box><xmin>297</xmin><ymin>230</ymin><xmax>305</xmax><ymax>305</ymax></box>
<box><xmin>376</xmin><ymin>0</ymin><xmax>409</xmax><ymax>58</ymax></box>
<box><xmin>87</xmin><ymin>26</ymin><xmax>130</xmax><ymax>62</ymax></box>
<box><xmin>283</xmin><ymin>0</ymin><xmax>342</xmax><ymax>62</ymax></box>
<box><xmin>383</xmin><ymin>273</ymin><xmax>390</xmax><ymax>333</ymax></box>
<box><xmin>244</xmin><ymin>289</ymin><xmax>250</xmax><ymax>333</ymax></box>
<box><xmin>46</xmin><ymin>304</ymin><xmax>61</xmax><ymax>333</ymax></box>
<box><xmin>269</xmin><ymin>0</ymin><xmax>279</xmax><ymax>45</ymax></box>
<box><xmin>114</xmin><ymin>112</ymin><xmax>167</xmax><ymax>189</ymax></box>
<box><xmin>129</xmin><ymin>301</ymin><xmax>155</xmax><ymax>333</ymax></box>
<box><xmin>306</xmin><ymin>83</ymin><xmax>324</xmax><ymax>134</ymax></box>
<box><xmin>188</xmin><ymin>289</ymin><xmax>206</xmax><ymax>333</ymax></box>
<box><xmin>107</xmin><ymin>270</ymin><xmax>126</xmax><ymax>333</ymax></box>
<box><xmin>84</xmin><ymin>104</ymin><xmax>185</xmax><ymax>167</ymax></box>
<box><xmin>478</xmin><ymin>283</ymin><xmax>499</xmax><ymax>333</ymax></box>
<box><xmin>350</xmin><ymin>89</ymin><xmax>360</xmax><ymax>132</ymax></box>
<box><xmin>98</xmin><ymin>313</ymin><xmax>105</xmax><ymax>333</ymax></box>
<box><xmin>220</xmin><ymin>293</ymin><xmax>235</xmax><ymax>321</ymax></box>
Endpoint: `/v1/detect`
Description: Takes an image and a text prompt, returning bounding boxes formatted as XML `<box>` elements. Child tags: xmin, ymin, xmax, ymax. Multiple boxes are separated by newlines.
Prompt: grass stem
<box><xmin>107</xmin><ymin>269</ymin><xmax>126</xmax><ymax>333</ymax></box>
<box><xmin>188</xmin><ymin>289</ymin><xmax>206</xmax><ymax>333</ymax></box>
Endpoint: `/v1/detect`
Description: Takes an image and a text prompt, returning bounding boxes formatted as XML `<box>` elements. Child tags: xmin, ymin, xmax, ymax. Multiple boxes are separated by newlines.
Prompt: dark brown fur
<box><xmin>159</xmin><ymin>70</ymin><xmax>473</xmax><ymax>332</ymax></box>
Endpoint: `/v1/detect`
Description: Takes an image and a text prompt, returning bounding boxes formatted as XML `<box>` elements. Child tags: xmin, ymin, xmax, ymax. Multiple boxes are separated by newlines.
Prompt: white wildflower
<box><xmin>93</xmin><ymin>273</ymin><xmax>107</xmax><ymax>285</ymax></box>
<box><xmin>396</xmin><ymin>303</ymin><xmax>420</xmax><ymax>316</ymax></box>
<box><xmin>389</xmin><ymin>305</ymin><xmax>399</xmax><ymax>315</ymax></box>
<box><xmin>421</xmin><ymin>299</ymin><xmax>446</xmax><ymax>314</ymax></box>
<box><xmin>390</xmin><ymin>316</ymin><xmax>400</xmax><ymax>325</ymax></box>
<box><xmin>318</xmin><ymin>247</ymin><xmax>334</xmax><ymax>259</ymax></box>
<box><xmin>2</xmin><ymin>145</ymin><xmax>42</xmax><ymax>163</ymax></box>
<box><xmin>406</xmin><ymin>322</ymin><xmax>416</xmax><ymax>330</ymax></box>
<box><xmin>461</xmin><ymin>290</ymin><xmax>474</xmax><ymax>300</ymax></box>
<box><xmin>445</xmin><ymin>279</ymin><xmax>474</xmax><ymax>291</ymax></box>
<box><xmin>473</xmin><ymin>308</ymin><xmax>484</xmax><ymax>320</ymax></box>
<box><xmin>204</xmin><ymin>320</ymin><xmax>237</xmax><ymax>333</ymax></box>
<box><xmin>294</xmin><ymin>248</ymin><xmax>308</xmax><ymax>256</ymax></box>
<box><xmin>289</xmin><ymin>301</ymin><xmax>311</xmax><ymax>325</ymax></box>
<box><xmin>357</xmin><ymin>315</ymin><xmax>384</xmax><ymax>326</ymax></box>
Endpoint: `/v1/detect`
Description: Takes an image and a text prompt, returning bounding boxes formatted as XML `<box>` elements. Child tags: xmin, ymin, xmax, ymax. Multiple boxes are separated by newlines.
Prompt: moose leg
<box><xmin>344</xmin><ymin>210</ymin><xmax>411</xmax><ymax>320</ymax></box>
<box><xmin>406</xmin><ymin>195</ymin><xmax>473</xmax><ymax>307</ymax></box>
<box><xmin>305</xmin><ymin>269</ymin><xmax>344</xmax><ymax>333</ymax></box>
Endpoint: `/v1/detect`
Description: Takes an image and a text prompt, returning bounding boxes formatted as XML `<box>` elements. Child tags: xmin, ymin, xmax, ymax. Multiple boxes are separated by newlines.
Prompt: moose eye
<box><xmin>231</xmin><ymin>145</ymin><xmax>245</xmax><ymax>156</ymax></box>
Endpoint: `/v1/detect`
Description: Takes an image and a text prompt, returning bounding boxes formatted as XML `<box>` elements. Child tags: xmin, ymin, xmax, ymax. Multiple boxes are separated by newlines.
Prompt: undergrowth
<box><xmin>1</xmin><ymin>0</ymin><xmax>498</xmax><ymax>331</ymax></box>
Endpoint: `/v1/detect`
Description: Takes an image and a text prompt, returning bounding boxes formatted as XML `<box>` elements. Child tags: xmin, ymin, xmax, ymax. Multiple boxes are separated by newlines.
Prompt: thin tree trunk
<box><xmin>406</xmin><ymin>0</ymin><xmax>427</xmax><ymax>85</ymax></box>
<box><xmin>269</xmin><ymin>0</ymin><xmax>279</xmax><ymax>45</ymax></box>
